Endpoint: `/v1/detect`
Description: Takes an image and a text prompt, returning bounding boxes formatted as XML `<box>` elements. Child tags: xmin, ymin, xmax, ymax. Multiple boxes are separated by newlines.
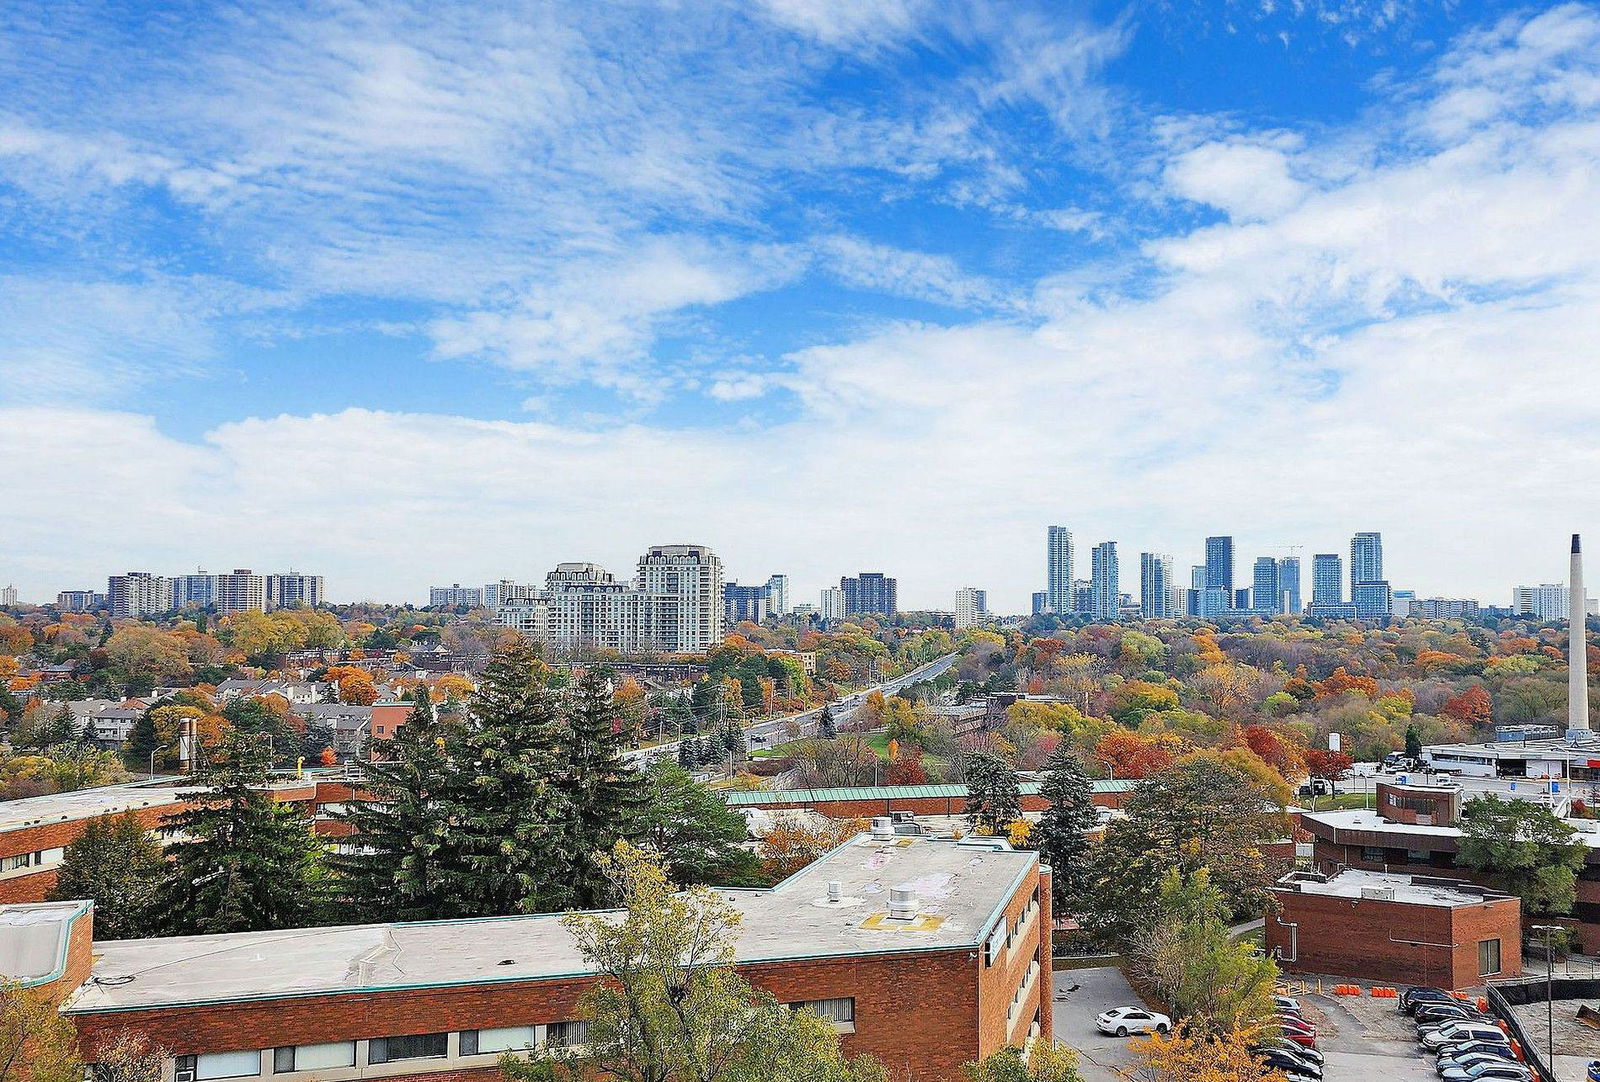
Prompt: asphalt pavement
<box><xmin>1051</xmin><ymin>967</ymin><xmax>1144</xmax><ymax>1082</ymax></box>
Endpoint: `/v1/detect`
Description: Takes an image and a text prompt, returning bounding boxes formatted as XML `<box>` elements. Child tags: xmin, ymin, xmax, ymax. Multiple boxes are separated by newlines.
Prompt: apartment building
<box><xmin>429</xmin><ymin>584</ymin><xmax>485</xmax><ymax>608</ymax></box>
<box><xmin>107</xmin><ymin>572</ymin><xmax>172</xmax><ymax>618</ymax></box>
<box><xmin>497</xmin><ymin>545</ymin><xmax>725</xmax><ymax>656</ymax></box>
<box><xmin>267</xmin><ymin>572</ymin><xmax>324</xmax><ymax>610</ymax></box>
<box><xmin>215</xmin><ymin>570</ymin><xmax>267</xmax><ymax>615</ymax></box>
<box><xmin>31</xmin><ymin>832</ymin><xmax>1051</xmax><ymax>1082</ymax></box>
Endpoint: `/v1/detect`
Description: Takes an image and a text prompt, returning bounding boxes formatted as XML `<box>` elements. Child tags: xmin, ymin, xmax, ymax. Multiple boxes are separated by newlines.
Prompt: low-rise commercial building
<box><xmin>1267</xmin><ymin>869</ymin><xmax>1521</xmax><ymax>989</ymax></box>
<box><xmin>1302</xmin><ymin>780</ymin><xmax>1600</xmax><ymax>953</ymax></box>
<box><xmin>22</xmin><ymin>833</ymin><xmax>1050</xmax><ymax>1082</ymax></box>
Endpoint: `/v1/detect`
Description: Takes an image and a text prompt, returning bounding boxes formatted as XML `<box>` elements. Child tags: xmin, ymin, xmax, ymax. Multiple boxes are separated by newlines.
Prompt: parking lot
<box><xmin>1052</xmin><ymin>968</ymin><xmax>1440</xmax><ymax>1082</ymax></box>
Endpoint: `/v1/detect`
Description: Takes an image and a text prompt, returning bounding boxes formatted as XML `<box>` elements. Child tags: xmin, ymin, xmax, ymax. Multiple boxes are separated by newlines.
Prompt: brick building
<box><xmin>1266</xmin><ymin>869</ymin><xmax>1521</xmax><ymax>989</ymax></box>
<box><xmin>1301</xmin><ymin>780</ymin><xmax>1600</xmax><ymax>953</ymax></box>
<box><xmin>721</xmin><ymin>780</ymin><xmax>1134</xmax><ymax>822</ymax></box>
<box><xmin>0</xmin><ymin>776</ymin><xmax>370</xmax><ymax>905</ymax></box>
<box><xmin>20</xmin><ymin>833</ymin><xmax>1050</xmax><ymax>1082</ymax></box>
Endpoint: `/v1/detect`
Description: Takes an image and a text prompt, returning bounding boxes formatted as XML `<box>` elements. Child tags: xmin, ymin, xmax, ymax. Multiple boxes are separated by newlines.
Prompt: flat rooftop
<box><xmin>0</xmin><ymin>780</ymin><xmax>187</xmax><ymax>835</ymax></box>
<box><xmin>1277</xmin><ymin>869</ymin><xmax>1504</xmax><ymax>907</ymax></box>
<box><xmin>1425</xmin><ymin>735</ymin><xmax>1600</xmax><ymax>760</ymax></box>
<box><xmin>0</xmin><ymin>901</ymin><xmax>89</xmax><ymax>986</ymax></box>
<box><xmin>721</xmin><ymin>780</ymin><xmax>1134</xmax><ymax>806</ymax></box>
<box><xmin>62</xmin><ymin>834</ymin><xmax>1036</xmax><ymax>1014</ymax></box>
<box><xmin>1303</xmin><ymin>808</ymin><xmax>1600</xmax><ymax>850</ymax></box>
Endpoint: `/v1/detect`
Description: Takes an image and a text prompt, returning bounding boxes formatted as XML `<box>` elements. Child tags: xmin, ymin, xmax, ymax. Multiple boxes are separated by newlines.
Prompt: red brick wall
<box><xmin>0</xmin><ymin>869</ymin><xmax>59</xmax><ymax>904</ymax></box>
<box><xmin>71</xmin><ymin>949</ymin><xmax>990</xmax><ymax>1082</ymax></box>
<box><xmin>1266</xmin><ymin>887</ymin><xmax>1521</xmax><ymax>989</ymax></box>
<box><xmin>736</xmin><ymin>792</ymin><xmax>1121</xmax><ymax>820</ymax></box>
<box><xmin>1374</xmin><ymin>782</ymin><xmax>1458</xmax><ymax>826</ymax></box>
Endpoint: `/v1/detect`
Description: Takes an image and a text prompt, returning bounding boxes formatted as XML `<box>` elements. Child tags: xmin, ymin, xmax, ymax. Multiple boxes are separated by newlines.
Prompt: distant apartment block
<box><xmin>1409</xmin><ymin>597</ymin><xmax>1481</xmax><ymax>620</ymax></box>
<box><xmin>839</xmin><ymin>572</ymin><xmax>897</xmax><ymax>616</ymax></box>
<box><xmin>1139</xmin><ymin>552</ymin><xmax>1173</xmax><ymax>618</ymax></box>
<box><xmin>1204</xmin><ymin>535</ymin><xmax>1234</xmax><ymax>600</ymax></box>
<box><xmin>107</xmin><ymin>572</ymin><xmax>172</xmax><ymax>618</ymax></box>
<box><xmin>954</xmin><ymin>588</ymin><xmax>988</xmax><ymax>629</ymax></box>
<box><xmin>724</xmin><ymin>582</ymin><xmax>771</xmax><ymax>626</ymax></box>
<box><xmin>1089</xmin><ymin>542</ymin><xmax>1119</xmax><ymax>621</ymax></box>
<box><xmin>820</xmin><ymin>586</ymin><xmax>846</xmax><ymax>622</ymax></box>
<box><xmin>55</xmin><ymin>590</ymin><xmax>103</xmax><ymax>612</ymax></box>
<box><xmin>1046</xmin><ymin>526</ymin><xmax>1073</xmax><ymax>614</ymax></box>
<box><xmin>171</xmin><ymin>572</ymin><xmax>217</xmax><ymax>609</ymax></box>
<box><xmin>766</xmin><ymin>574</ymin><xmax>790</xmax><ymax>617</ymax></box>
<box><xmin>0</xmin><ymin>585</ymin><xmax>15</xmax><ymax>608</ymax></box>
<box><xmin>1511</xmin><ymin>583</ymin><xmax>1570</xmax><ymax>620</ymax></box>
<box><xmin>214</xmin><ymin>569</ymin><xmax>267</xmax><ymax>615</ymax></box>
<box><xmin>1030</xmin><ymin>590</ymin><xmax>1047</xmax><ymax>616</ymax></box>
<box><xmin>497</xmin><ymin>544</ymin><xmax>724</xmax><ymax>655</ymax></box>
<box><xmin>430</xmin><ymin>583</ymin><xmax>485</xmax><ymax>608</ymax></box>
<box><xmin>267</xmin><ymin>572</ymin><xmax>324</xmax><ymax>610</ymax></box>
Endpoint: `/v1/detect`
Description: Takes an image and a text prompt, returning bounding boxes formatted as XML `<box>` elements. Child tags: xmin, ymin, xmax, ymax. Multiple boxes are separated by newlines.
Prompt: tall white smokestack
<box><xmin>1570</xmin><ymin>534</ymin><xmax>1590</xmax><ymax>739</ymax></box>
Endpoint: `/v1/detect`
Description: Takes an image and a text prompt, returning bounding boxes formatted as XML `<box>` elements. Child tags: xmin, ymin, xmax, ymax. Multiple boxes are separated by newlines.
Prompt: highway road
<box><xmin>623</xmin><ymin>651</ymin><xmax>962</xmax><ymax>767</ymax></box>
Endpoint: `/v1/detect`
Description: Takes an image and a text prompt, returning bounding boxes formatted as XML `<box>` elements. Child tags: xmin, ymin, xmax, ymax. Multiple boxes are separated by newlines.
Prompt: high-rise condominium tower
<box><xmin>1252</xmin><ymin>557</ymin><xmax>1281</xmax><ymax>614</ymax></box>
<box><xmin>1278</xmin><ymin>556</ymin><xmax>1302</xmax><ymax>614</ymax></box>
<box><xmin>1090</xmin><ymin>542</ymin><xmax>1120</xmax><ymax>621</ymax></box>
<box><xmin>1139</xmin><ymin>552</ymin><xmax>1173</xmax><ymax>618</ymax></box>
<box><xmin>1311</xmin><ymin>554</ymin><xmax>1344</xmax><ymax>605</ymax></box>
<box><xmin>1046</xmin><ymin>526</ymin><xmax>1073</xmax><ymax>615</ymax></box>
<box><xmin>1204</xmin><ymin>536</ymin><xmax>1234</xmax><ymax>601</ymax></box>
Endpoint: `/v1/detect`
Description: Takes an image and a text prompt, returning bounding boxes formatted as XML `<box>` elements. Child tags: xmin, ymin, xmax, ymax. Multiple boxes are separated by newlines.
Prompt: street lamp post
<box><xmin>1095</xmin><ymin>757</ymin><xmax>1115</xmax><ymax>782</ymax></box>
<box><xmin>1533</xmin><ymin>923</ymin><xmax>1561</xmax><ymax>1074</ymax></box>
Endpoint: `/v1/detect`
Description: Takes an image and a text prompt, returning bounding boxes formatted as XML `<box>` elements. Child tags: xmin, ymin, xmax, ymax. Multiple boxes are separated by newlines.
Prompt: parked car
<box><xmin>1274</xmin><ymin>994</ymin><xmax>1303</xmax><ymax>1013</ymax></box>
<box><xmin>1402</xmin><ymin>987</ymin><xmax>1457</xmax><ymax>1015</ymax></box>
<box><xmin>1276</xmin><ymin>1014</ymin><xmax>1317</xmax><ymax>1036</ymax></box>
<box><xmin>1096</xmin><ymin>1006</ymin><xmax>1171</xmax><ymax>1037</ymax></box>
<box><xmin>1258</xmin><ymin>1039</ymin><xmax>1323</xmax><ymax>1066</ymax></box>
<box><xmin>1276</xmin><ymin>1025</ymin><xmax>1318</xmax><ymax>1050</ymax></box>
<box><xmin>1437</xmin><ymin>1050</ymin><xmax>1519</xmax><ymax>1076</ymax></box>
<box><xmin>1260</xmin><ymin>1049</ymin><xmax>1323</xmax><ymax>1079</ymax></box>
<box><xmin>1438</xmin><ymin>1062</ymin><xmax>1531</xmax><ymax>1082</ymax></box>
<box><xmin>1440</xmin><ymin>1037</ymin><xmax>1510</xmax><ymax>1062</ymax></box>
<box><xmin>1423</xmin><ymin>1022</ymin><xmax>1508</xmax><ymax>1051</ymax></box>
<box><xmin>1415</xmin><ymin>1002</ymin><xmax>1486</xmax><ymax>1026</ymax></box>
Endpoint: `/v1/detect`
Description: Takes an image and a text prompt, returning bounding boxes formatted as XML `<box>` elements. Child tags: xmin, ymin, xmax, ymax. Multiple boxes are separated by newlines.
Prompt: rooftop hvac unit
<box><xmin>888</xmin><ymin>888</ymin><xmax>920</xmax><ymax>919</ymax></box>
<box><xmin>1359</xmin><ymin>886</ymin><xmax>1397</xmax><ymax>902</ymax></box>
<box><xmin>870</xmin><ymin>817</ymin><xmax>894</xmax><ymax>838</ymax></box>
<box><xmin>827</xmin><ymin>881</ymin><xmax>843</xmax><ymax>903</ymax></box>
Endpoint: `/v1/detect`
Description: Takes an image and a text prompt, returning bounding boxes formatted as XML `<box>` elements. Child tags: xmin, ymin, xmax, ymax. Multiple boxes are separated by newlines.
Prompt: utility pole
<box><xmin>1533</xmin><ymin>923</ymin><xmax>1559</xmax><ymax>1073</ymax></box>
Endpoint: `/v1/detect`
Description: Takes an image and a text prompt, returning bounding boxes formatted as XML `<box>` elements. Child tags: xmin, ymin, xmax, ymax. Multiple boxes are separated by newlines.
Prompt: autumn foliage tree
<box><xmin>1094</xmin><ymin>730</ymin><xmax>1183</xmax><ymax>779</ymax></box>
<box><xmin>1441</xmin><ymin>685</ymin><xmax>1493</xmax><ymax>726</ymax></box>
<box><xmin>756</xmin><ymin>815</ymin><xmax>867</xmax><ymax>879</ymax></box>
<box><xmin>1130</xmin><ymin>1023</ymin><xmax>1283</xmax><ymax>1082</ymax></box>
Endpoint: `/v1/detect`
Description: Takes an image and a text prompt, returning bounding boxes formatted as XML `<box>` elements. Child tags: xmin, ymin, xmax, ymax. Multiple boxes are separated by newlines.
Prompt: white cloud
<box><xmin>1164</xmin><ymin>138</ymin><xmax>1309</xmax><ymax>220</ymax></box>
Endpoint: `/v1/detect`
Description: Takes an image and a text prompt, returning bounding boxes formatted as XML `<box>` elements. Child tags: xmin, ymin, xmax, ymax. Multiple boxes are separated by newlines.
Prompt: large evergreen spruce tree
<box><xmin>1033</xmin><ymin>743</ymin><xmax>1098</xmax><ymax>914</ymax></box>
<box><xmin>560</xmin><ymin>669</ymin><xmax>646</xmax><ymax>907</ymax></box>
<box><xmin>331</xmin><ymin>687</ymin><xmax>465</xmax><ymax>919</ymax></box>
<box><xmin>152</xmin><ymin>732</ymin><xmax>325</xmax><ymax>935</ymax></box>
<box><xmin>452</xmin><ymin>642</ymin><xmax>572</xmax><ymax>915</ymax></box>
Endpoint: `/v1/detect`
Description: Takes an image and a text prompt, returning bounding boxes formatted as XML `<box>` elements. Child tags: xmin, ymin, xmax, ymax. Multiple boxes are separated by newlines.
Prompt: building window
<box><xmin>1405</xmin><ymin>849</ymin><xmax>1431</xmax><ymax>863</ymax></box>
<box><xmin>1478</xmin><ymin>938</ymin><xmax>1502</xmax><ymax>977</ymax></box>
<box><xmin>272</xmin><ymin>1043</ymin><xmax>355</xmax><ymax>1073</ymax></box>
<box><xmin>185</xmin><ymin>1051</ymin><xmax>263</xmax><ymax>1080</ymax></box>
<box><xmin>1360</xmin><ymin>846</ymin><xmax>1385</xmax><ymax>863</ymax></box>
<box><xmin>460</xmin><ymin>1027</ymin><xmax>537</xmax><ymax>1056</ymax></box>
<box><xmin>367</xmin><ymin>1033</ymin><xmax>448</xmax><ymax>1064</ymax></box>
<box><xmin>793</xmin><ymin>998</ymin><xmax>855</xmax><ymax>1025</ymax></box>
<box><xmin>544</xmin><ymin>1021</ymin><xmax>588</xmax><ymax>1049</ymax></box>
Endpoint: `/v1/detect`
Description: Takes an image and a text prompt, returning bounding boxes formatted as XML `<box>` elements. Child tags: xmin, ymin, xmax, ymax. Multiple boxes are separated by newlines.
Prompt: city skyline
<box><xmin>2</xmin><ymin>4</ymin><xmax>1599</xmax><ymax>611</ymax></box>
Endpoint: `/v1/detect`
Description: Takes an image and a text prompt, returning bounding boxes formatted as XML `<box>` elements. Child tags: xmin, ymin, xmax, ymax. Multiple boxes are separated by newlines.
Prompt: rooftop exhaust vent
<box><xmin>888</xmin><ymin>888</ymin><xmax>920</xmax><ymax>920</ymax></box>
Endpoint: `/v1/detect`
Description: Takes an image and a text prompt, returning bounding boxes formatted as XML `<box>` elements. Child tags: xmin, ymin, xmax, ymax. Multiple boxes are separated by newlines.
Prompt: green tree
<box><xmin>1403</xmin><ymin>723</ymin><xmax>1423</xmax><ymax>759</ymax></box>
<box><xmin>0</xmin><ymin>980</ymin><xmax>80</xmax><ymax>1082</ymax></box>
<box><xmin>1456</xmin><ymin>797</ymin><xmax>1588</xmax><ymax>914</ymax></box>
<box><xmin>635</xmin><ymin>762</ymin><xmax>761</xmax><ymax>886</ymax></box>
<box><xmin>1080</xmin><ymin>758</ymin><xmax>1287</xmax><ymax>947</ymax></box>
<box><xmin>152</xmin><ymin>732</ymin><xmax>325</xmax><ymax>935</ymax></box>
<box><xmin>452</xmin><ymin>643</ymin><xmax>572</xmax><ymax>916</ymax></box>
<box><xmin>561</xmin><ymin>670</ymin><xmax>648</xmax><ymax>907</ymax></box>
<box><xmin>965</xmin><ymin>1044</ymin><xmax>1086</xmax><ymax>1082</ymax></box>
<box><xmin>817</xmin><ymin>703</ymin><xmax>837</xmax><ymax>740</ymax></box>
<box><xmin>331</xmin><ymin>688</ymin><xmax>466</xmax><ymax>919</ymax></box>
<box><xmin>46</xmin><ymin>812</ymin><xmax>163</xmax><ymax>940</ymax></box>
<box><xmin>963</xmin><ymin>752</ymin><xmax>1022</xmax><ymax>836</ymax></box>
<box><xmin>1129</xmin><ymin>868</ymin><xmax>1278</xmax><ymax>1034</ymax></box>
<box><xmin>500</xmin><ymin>842</ymin><xmax>883</xmax><ymax>1082</ymax></box>
<box><xmin>1033</xmin><ymin>744</ymin><xmax>1098</xmax><ymax>914</ymax></box>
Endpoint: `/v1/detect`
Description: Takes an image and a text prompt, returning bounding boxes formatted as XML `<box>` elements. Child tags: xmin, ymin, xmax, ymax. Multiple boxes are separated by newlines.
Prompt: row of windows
<box><xmin>173</xmin><ymin>1024</ymin><xmax>590</xmax><ymax>1080</ymax></box>
<box><xmin>0</xmin><ymin>847</ymin><xmax>64</xmax><ymax>875</ymax></box>
<box><xmin>790</xmin><ymin>998</ymin><xmax>855</xmax><ymax>1026</ymax></box>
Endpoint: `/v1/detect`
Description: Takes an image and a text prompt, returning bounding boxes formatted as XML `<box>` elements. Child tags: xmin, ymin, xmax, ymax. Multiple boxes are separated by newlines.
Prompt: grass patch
<box><xmin>1303</xmin><ymin>792</ymin><xmax>1371</xmax><ymax>811</ymax></box>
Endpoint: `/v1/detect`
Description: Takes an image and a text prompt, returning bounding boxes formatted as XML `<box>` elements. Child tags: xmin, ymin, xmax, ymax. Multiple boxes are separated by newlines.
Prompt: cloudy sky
<box><xmin>2</xmin><ymin>0</ymin><xmax>1598</xmax><ymax>610</ymax></box>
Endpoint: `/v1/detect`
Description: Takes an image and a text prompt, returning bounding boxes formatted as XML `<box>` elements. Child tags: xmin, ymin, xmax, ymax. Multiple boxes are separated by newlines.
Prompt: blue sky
<box><xmin>3</xmin><ymin>0</ymin><xmax>1599</xmax><ymax>609</ymax></box>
